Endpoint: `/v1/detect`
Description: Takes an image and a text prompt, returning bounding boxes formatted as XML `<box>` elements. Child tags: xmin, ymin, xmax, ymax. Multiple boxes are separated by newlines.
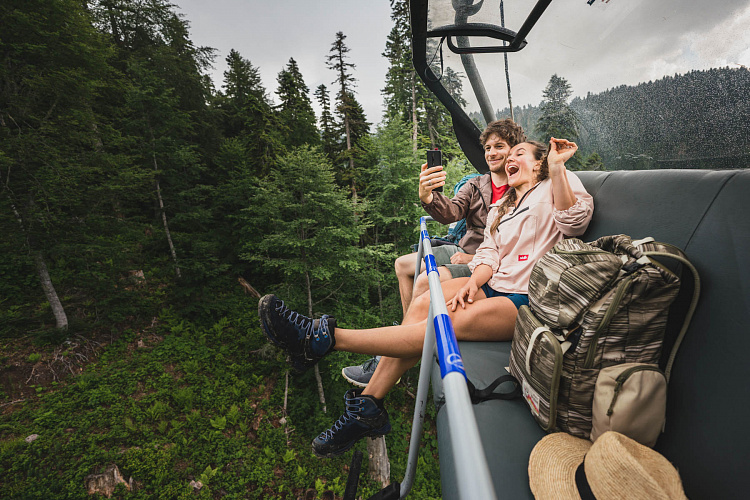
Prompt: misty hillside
<box><xmin>488</xmin><ymin>67</ymin><xmax>750</xmax><ymax>170</ymax></box>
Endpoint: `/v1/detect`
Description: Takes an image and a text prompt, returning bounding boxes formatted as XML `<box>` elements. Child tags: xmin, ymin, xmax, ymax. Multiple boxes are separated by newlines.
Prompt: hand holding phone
<box><xmin>426</xmin><ymin>149</ymin><xmax>443</xmax><ymax>193</ymax></box>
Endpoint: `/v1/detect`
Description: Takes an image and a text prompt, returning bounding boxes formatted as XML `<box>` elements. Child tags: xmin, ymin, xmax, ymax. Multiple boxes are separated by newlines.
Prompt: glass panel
<box><xmin>424</xmin><ymin>0</ymin><xmax>750</xmax><ymax>169</ymax></box>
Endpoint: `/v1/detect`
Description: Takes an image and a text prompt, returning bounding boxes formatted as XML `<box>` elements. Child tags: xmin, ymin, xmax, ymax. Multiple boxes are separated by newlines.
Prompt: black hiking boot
<box><xmin>258</xmin><ymin>294</ymin><xmax>336</xmax><ymax>373</ymax></box>
<box><xmin>312</xmin><ymin>388</ymin><xmax>391</xmax><ymax>458</ymax></box>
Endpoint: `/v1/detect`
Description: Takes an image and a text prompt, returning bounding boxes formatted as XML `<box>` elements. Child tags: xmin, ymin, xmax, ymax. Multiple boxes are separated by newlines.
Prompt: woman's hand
<box><xmin>547</xmin><ymin>137</ymin><xmax>578</xmax><ymax>178</ymax></box>
<box><xmin>419</xmin><ymin>162</ymin><xmax>447</xmax><ymax>204</ymax></box>
<box><xmin>447</xmin><ymin>279</ymin><xmax>479</xmax><ymax>311</ymax></box>
<box><xmin>547</xmin><ymin>137</ymin><xmax>579</xmax><ymax>210</ymax></box>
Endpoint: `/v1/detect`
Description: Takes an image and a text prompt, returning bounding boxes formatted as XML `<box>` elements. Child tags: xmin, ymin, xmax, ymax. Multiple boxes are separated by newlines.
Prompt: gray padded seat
<box><xmin>431</xmin><ymin>169</ymin><xmax>750</xmax><ymax>499</ymax></box>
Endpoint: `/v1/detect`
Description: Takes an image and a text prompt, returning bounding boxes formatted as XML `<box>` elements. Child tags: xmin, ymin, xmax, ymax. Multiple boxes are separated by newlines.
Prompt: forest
<box><xmin>493</xmin><ymin>67</ymin><xmax>750</xmax><ymax>170</ymax></box>
<box><xmin>1</xmin><ymin>0</ymin><xmax>747</xmax><ymax>499</ymax></box>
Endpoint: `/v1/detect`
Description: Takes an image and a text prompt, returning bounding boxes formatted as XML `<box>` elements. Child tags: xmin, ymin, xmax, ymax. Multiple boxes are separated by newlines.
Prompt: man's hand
<box><xmin>450</xmin><ymin>252</ymin><xmax>474</xmax><ymax>265</ymax></box>
<box><xmin>419</xmin><ymin>162</ymin><xmax>447</xmax><ymax>204</ymax></box>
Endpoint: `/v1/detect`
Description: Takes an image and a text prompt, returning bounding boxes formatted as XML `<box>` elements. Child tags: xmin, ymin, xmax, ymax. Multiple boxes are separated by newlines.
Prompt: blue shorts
<box><xmin>480</xmin><ymin>284</ymin><xmax>529</xmax><ymax>310</ymax></box>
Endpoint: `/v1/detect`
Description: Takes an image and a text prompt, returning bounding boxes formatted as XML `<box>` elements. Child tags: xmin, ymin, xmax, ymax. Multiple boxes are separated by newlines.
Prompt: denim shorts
<box><xmin>480</xmin><ymin>284</ymin><xmax>529</xmax><ymax>310</ymax></box>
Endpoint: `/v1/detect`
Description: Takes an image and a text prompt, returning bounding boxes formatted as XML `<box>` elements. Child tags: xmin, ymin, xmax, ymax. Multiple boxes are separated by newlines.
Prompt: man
<box><xmin>341</xmin><ymin>119</ymin><xmax>526</xmax><ymax>387</ymax></box>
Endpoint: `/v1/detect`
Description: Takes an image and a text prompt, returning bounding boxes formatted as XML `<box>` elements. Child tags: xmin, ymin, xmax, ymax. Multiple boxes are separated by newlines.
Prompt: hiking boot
<box><xmin>342</xmin><ymin>356</ymin><xmax>381</xmax><ymax>388</ymax></box>
<box><xmin>312</xmin><ymin>389</ymin><xmax>391</xmax><ymax>458</ymax></box>
<box><xmin>258</xmin><ymin>294</ymin><xmax>336</xmax><ymax>373</ymax></box>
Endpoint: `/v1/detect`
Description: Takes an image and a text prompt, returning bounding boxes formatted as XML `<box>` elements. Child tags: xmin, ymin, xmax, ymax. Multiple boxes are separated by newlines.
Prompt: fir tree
<box><xmin>327</xmin><ymin>31</ymin><xmax>362</xmax><ymax>199</ymax></box>
<box><xmin>275</xmin><ymin>58</ymin><xmax>320</xmax><ymax>148</ymax></box>
<box><xmin>240</xmin><ymin>146</ymin><xmax>365</xmax><ymax>314</ymax></box>
<box><xmin>535</xmin><ymin>74</ymin><xmax>579</xmax><ymax>143</ymax></box>
<box><xmin>217</xmin><ymin>49</ymin><xmax>281</xmax><ymax>176</ymax></box>
<box><xmin>315</xmin><ymin>84</ymin><xmax>340</xmax><ymax>162</ymax></box>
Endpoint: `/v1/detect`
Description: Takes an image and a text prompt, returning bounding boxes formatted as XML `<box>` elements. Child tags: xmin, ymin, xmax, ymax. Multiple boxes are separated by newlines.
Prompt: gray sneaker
<box><xmin>341</xmin><ymin>356</ymin><xmax>381</xmax><ymax>388</ymax></box>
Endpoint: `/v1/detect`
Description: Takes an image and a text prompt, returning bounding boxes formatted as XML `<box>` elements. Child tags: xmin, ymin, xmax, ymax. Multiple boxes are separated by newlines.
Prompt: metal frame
<box><xmin>410</xmin><ymin>0</ymin><xmax>553</xmax><ymax>173</ymax></box>
<box><xmin>398</xmin><ymin>217</ymin><xmax>496</xmax><ymax>500</ymax></box>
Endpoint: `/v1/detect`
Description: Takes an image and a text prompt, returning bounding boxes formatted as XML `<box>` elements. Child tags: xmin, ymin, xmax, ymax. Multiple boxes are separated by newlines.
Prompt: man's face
<box><xmin>484</xmin><ymin>134</ymin><xmax>511</xmax><ymax>174</ymax></box>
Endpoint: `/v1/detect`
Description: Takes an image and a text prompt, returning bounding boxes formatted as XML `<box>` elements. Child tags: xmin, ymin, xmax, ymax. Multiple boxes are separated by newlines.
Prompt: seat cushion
<box><xmin>431</xmin><ymin>341</ymin><xmax>545</xmax><ymax>499</ymax></box>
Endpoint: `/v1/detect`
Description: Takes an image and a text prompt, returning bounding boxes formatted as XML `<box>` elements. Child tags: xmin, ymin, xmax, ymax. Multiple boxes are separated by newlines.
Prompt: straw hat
<box><xmin>528</xmin><ymin>431</ymin><xmax>687</xmax><ymax>500</ymax></box>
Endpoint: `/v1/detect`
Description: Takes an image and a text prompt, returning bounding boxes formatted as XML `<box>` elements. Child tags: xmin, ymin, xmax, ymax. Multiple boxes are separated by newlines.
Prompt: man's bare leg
<box><xmin>407</xmin><ymin>266</ymin><xmax>454</xmax><ymax>315</ymax></box>
<box><xmin>395</xmin><ymin>252</ymin><xmax>420</xmax><ymax>315</ymax></box>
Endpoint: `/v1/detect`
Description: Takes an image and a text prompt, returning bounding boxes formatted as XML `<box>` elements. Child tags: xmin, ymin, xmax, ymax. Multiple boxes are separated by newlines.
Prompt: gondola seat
<box><xmin>430</xmin><ymin>169</ymin><xmax>750</xmax><ymax>499</ymax></box>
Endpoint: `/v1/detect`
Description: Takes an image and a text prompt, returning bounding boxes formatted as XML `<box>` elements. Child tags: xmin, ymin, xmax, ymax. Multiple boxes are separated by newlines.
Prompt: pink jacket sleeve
<box><xmin>553</xmin><ymin>171</ymin><xmax>594</xmax><ymax>236</ymax></box>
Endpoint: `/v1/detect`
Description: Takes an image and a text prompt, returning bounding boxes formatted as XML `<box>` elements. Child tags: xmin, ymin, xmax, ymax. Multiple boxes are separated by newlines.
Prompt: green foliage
<box><xmin>0</xmin><ymin>304</ymin><xmax>442</xmax><ymax>498</ymax></box>
<box><xmin>0</xmin><ymin>1</ymin><xmax>449</xmax><ymax>497</ymax></box>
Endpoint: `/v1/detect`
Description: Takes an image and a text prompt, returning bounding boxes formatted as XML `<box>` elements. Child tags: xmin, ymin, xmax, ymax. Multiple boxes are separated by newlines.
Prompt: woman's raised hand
<box><xmin>547</xmin><ymin>137</ymin><xmax>578</xmax><ymax>172</ymax></box>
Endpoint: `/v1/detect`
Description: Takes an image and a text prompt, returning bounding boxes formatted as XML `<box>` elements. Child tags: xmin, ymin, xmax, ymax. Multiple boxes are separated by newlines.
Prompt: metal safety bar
<box><xmin>398</xmin><ymin>217</ymin><xmax>497</xmax><ymax>500</ymax></box>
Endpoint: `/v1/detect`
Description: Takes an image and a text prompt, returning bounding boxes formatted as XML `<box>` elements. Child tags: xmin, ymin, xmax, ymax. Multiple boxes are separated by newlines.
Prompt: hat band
<box><xmin>575</xmin><ymin>459</ymin><xmax>597</xmax><ymax>500</ymax></box>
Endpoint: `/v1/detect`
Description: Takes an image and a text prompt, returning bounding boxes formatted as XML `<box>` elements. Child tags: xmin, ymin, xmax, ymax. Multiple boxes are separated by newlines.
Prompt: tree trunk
<box><xmin>425</xmin><ymin>112</ymin><xmax>436</xmax><ymax>149</ymax></box>
<box><xmin>154</xmin><ymin>176</ymin><xmax>181</xmax><ymax>279</ymax></box>
<box><xmin>411</xmin><ymin>71</ymin><xmax>419</xmax><ymax>151</ymax></box>
<box><xmin>146</xmin><ymin>122</ymin><xmax>181</xmax><ymax>280</ymax></box>
<box><xmin>34</xmin><ymin>251</ymin><xmax>68</xmax><ymax>331</ymax></box>
<box><xmin>344</xmin><ymin>111</ymin><xmax>358</xmax><ymax>205</ymax></box>
<box><xmin>367</xmin><ymin>436</ymin><xmax>391</xmax><ymax>487</ymax></box>
<box><xmin>376</xmin><ymin>229</ymin><xmax>384</xmax><ymax>325</ymax></box>
<box><xmin>306</xmin><ymin>270</ymin><xmax>327</xmax><ymax>413</ymax></box>
<box><xmin>7</xmin><ymin>198</ymin><xmax>68</xmax><ymax>331</ymax></box>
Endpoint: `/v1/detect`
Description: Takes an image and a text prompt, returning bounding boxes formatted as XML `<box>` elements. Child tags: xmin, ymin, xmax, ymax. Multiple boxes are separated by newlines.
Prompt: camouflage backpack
<box><xmin>507</xmin><ymin>234</ymin><xmax>699</xmax><ymax>440</ymax></box>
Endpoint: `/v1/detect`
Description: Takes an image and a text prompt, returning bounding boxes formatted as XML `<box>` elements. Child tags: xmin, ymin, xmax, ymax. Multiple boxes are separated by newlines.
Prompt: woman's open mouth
<box><xmin>506</xmin><ymin>164</ymin><xmax>519</xmax><ymax>176</ymax></box>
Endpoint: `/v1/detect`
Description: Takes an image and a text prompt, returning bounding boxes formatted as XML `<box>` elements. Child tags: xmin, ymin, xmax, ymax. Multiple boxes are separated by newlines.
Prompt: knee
<box><xmin>411</xmin><ymin>286</ymin><xmax>431</xmax><ymax>313</ymax></box>
<box><xmin>413</xmin><ymin>271</ymin><xmax>429</xmax><ymax>297</ymax></box>
<box><xmin>395</xmin><ymin>253</ymin><xmax>415</xmax><ymax>278</ymax></box>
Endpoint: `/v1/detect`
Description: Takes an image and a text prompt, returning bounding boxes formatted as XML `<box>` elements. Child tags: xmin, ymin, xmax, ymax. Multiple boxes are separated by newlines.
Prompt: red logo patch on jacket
<box><xmin>518</xmin><ymin>254</ymin><xmax>529</xmax><ymax>262</ymax></box>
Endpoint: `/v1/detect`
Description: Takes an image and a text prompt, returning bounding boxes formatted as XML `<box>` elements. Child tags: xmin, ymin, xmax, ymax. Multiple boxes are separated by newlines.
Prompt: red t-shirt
<box><xmin>491</xmin><ymin>182</ymin><xmax>509</xmax><ymax>204</ymax></box>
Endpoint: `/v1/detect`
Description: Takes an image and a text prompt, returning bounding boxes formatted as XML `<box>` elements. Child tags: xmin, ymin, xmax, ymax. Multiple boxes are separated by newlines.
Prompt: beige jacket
<box><xmin>468</xmin><ymin>170</ymin><xmax>594</xmax><ymax>294</ymax></box>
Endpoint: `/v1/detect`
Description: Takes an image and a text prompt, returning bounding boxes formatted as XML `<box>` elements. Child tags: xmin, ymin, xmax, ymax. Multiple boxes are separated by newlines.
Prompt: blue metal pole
<box><xmin>399</xmin><ymin>218</ymin><xmax>496</xmax><ymax>500</ymax></box>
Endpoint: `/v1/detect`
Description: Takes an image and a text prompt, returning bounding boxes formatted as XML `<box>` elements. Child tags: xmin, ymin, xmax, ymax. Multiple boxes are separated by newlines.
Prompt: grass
<box><xmin>0</xmin><ymin>305</ymin><xmax>441</xmax><ymax>499</ymax></box>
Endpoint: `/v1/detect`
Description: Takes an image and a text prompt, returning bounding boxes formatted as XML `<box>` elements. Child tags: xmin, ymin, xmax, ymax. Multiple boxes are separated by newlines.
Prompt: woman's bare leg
<box><xmin>331</xmin><ymin>277</ymin><xmax>520</xmax><ymax>399</ymax></box>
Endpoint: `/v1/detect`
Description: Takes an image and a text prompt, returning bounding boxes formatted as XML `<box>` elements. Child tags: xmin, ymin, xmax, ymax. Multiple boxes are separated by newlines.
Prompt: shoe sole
<box><xmin>340</xmin><ymin>368</ymin><xmax>400</xmax><ymax>388</ymax></box>
<box><xmin>311</xmin><ymin>423</ymin><xmax>392</xmax><ymax>458</ymax></box>
<box><xmin>258</xmin><ymin>295</ymin><xmax>285</xmax><ymax>348</ymax></box>
<box><xmin>340</xmin><ymin>368</ymin><xmax>369</xmax><ymax>388</ymax></box>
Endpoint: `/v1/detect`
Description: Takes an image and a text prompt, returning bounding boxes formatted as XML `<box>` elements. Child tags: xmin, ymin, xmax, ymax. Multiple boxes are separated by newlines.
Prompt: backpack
<box><xmin>505</xmin><ymin>235</ymin><xmax>700</xmax><ymax>442</ymax></box>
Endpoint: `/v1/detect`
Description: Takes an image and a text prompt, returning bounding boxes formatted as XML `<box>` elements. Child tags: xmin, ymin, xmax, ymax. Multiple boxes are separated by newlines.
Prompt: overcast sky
<box><xmin>174</xmin><ymin>0</ymin><xmax>750</xmax><ymax>125</ymax></box>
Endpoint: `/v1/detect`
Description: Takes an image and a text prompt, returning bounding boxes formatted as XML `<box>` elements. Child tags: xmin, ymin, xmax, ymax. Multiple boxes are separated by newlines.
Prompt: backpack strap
<box><xmin>466</xmin><ymin>374</ymin><xmax>521</xmax><ymax>404</ymax></box>
<box><xmin>640</xmin><ymin>248</ymin><xmax>701</xmax><ymax>382</ymax></box>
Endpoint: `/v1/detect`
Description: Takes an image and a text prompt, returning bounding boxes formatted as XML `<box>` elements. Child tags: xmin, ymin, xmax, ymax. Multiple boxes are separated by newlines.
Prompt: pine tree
<box><xmin>535</xmin><ymin>74</ymin><xmax>579</xmax><ymax>143</ymax></box>
<box><xmin>327</xmin><ymin>31</ymin><xmax>362</xmax><ymax>199</ymax></box>
<box><xmin>275</xmin><ymin>58</ymin><xmax>320</xmax><ymax>148</ymax></box>
<box><xmin>315</xmin><ymin>84</ymin><xmax>340</xmax><ymax>162</ymax></box>
<box><xmin>217</xmin><ymin>49</ymin><xmax>282</xmax><ymax>177</ymax></box>
<box><xmin>382</xmin><ymin>0</ymin><xmax>459</xmax><ymax>152</ymax></box>
<box><xmin>382</xmin><ymin>0</ymin><xmax>412</xmax><ymax>122</ymax></box>
<box><xmin>240</xmin><ymin>146</ymin><xmax>365</xmax><ymax>312</ymax></box>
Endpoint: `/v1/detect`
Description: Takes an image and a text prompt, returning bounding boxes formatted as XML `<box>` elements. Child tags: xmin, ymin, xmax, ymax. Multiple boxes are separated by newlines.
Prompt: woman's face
<box><xmin>506</xmin><ymin>143</ymin><xmax>542</xmax><ymax>191</ymax></box>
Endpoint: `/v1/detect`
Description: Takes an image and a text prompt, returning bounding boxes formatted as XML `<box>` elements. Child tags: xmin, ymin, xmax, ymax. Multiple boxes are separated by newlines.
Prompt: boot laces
<box><xmin>274</xmin><ymin>300</ymin><xmax>330</xmax><ymax>351</ymax></box>
<box><xmin>319</xmin><ymin>396</ymin><xmax>364</xmax><ymax>441</ymax></box>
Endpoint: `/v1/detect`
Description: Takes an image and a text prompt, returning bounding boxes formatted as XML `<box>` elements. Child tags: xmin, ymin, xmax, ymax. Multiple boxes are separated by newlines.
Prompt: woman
<box><xmin>258</xmin><ymin>137</ymin><xmax>593</xmax><ymax>457</ymax></box>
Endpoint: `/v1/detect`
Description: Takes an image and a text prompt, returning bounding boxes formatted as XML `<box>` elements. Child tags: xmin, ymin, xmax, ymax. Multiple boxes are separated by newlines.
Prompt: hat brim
<box><xmin>528</xmin><ymin>432</ymin><xmax>593</xmax><ymax>500</ymax></box>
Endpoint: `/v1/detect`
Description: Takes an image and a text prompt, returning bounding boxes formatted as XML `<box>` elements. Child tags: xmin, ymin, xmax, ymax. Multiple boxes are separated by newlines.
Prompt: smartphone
<box><xmin>426</xmin><ymin>149</ymin><xmax>443</xmax><ymax>192</ymax></box>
